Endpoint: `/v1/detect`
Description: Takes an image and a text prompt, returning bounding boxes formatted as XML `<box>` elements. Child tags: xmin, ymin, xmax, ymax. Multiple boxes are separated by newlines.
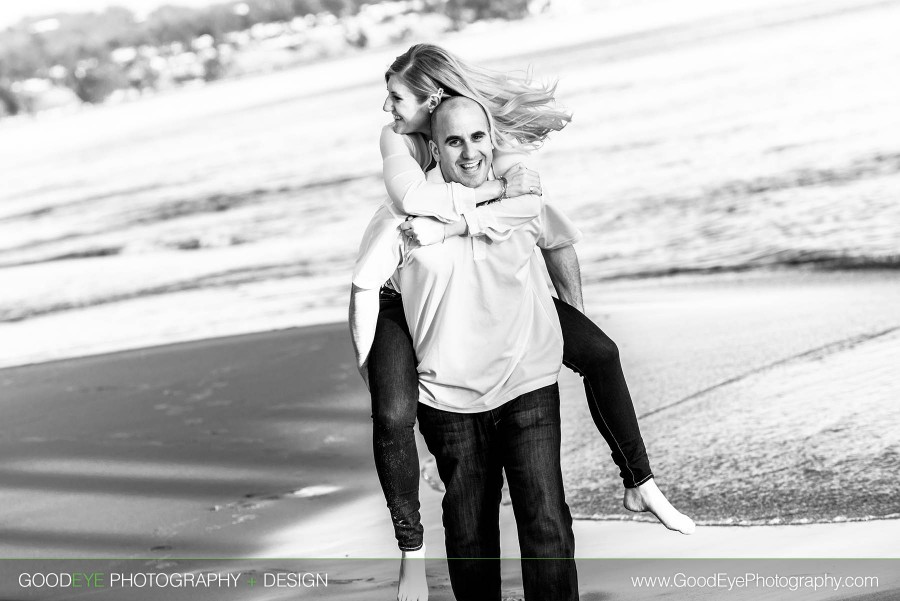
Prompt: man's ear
<box><xmin>429</xmin><ymin>140</ymin><xmax>440</xmax><ymax>164</ymax></box>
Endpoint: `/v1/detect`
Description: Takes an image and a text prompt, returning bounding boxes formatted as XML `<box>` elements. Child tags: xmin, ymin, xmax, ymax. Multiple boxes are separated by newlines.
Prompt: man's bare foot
<box><xmin>398</xmin><ymin>544</ymin><xmax>428</xmax><ymax>601</ymax></box>
<box><xmin>623</xmin><ymin>479</ymin><xmax>695</xmax><ymax>535</ymax></box>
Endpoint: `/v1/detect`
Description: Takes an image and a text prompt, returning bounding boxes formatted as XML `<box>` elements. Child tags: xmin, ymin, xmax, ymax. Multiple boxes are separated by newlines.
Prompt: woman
<box><xmin>366</xmin><ymin>43</ymin><xmax>694</xmax><ymax>601</ymax></box>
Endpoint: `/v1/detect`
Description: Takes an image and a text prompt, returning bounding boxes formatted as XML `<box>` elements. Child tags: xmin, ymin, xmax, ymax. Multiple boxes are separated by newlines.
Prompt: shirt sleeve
<box><xmin>463</xmin><ymin>194</ymin><xmax>543</xmax><ymax>242</ymax></box>
<box><xmin>380</xmin><ymin>124</ymin><xmax>477</xmax><ymax>221</ymax></box>
<box><xmin>352</xmin><ymin>204</ymin><xmax>404</xmax><ymax>290</ymax></box>
<box><xmin>536</xmin><ymin>201</ymin><xmax>583</xmax><ymax>249</ymax></box>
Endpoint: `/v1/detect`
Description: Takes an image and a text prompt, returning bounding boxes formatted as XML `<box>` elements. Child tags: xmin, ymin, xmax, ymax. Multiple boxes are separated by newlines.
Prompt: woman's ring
<box><xmin>530</xmin><ymin>186</ymin><xmax>539</xmax><ymax>195</ymax></box>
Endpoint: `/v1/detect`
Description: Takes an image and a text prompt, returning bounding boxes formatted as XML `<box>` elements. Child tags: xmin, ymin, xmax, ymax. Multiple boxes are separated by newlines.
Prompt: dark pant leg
<box><xmin>367</xmin><ymin>295</ymin><xmax>423</xmax><ymax>551</ymax></box>
<box><xmin>554</xmin><ymin>298</ymin><xmax>652</xmax><ymax>488</ymax></box>
<box><xmin>498</xmin><ymin>383</ymin><xmax>578</xmax><ymax>601</ymax></box>
<box><xmin>417</xmin><ymin>403</ymin><xmax>503</xmax><ymax>601</ymax></box>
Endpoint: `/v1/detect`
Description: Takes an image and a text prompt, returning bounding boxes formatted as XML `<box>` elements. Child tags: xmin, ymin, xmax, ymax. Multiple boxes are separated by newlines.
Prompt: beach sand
<box><xmin>1</xmin><ymin>269</ymin><xmax>898</xmax><ymax>600</ymax></box>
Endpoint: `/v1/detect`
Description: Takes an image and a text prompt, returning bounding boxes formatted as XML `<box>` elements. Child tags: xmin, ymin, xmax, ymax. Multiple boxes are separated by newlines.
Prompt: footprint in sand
<box><xmin>152</xmin><ymin>561</ymin><xmax>178</xmax><ymax>569</ymax></box>
<box><xmin>210</xmin><ymin>492</ymin><xmax>275</xmax><ymax>514</ymax></box>
<box><xmin>150</xmin><ymin>545</ymin><xmax>172</xmax><ymax>552</ymax></box>
<box><xmin>154</xmin><ymin>403</ymin><xmax>190</xmax><ymax>416</ymax></box>
<box><xmin>201</xmin><ymin>428</ymin><xmax>230</xmax><ymax>436</ymax></box>
<box><xmin>188</xmin><ymin>389</ymin><xmax>214</xmax><ymax>402</ymax></box>
<box><xmin>232</xmin><ymin>514</ymin><xmax>257</xmax><ymax>524</ymax></box>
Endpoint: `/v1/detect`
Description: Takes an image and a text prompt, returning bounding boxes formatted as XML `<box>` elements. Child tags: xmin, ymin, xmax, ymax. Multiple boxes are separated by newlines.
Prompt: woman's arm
<box><xmin>397</xmin><ymin>148</ymin><xmax>548</xmax><ymax>245</ymax></box>
<box><xmin>399</xmin><ymin>188</ymin><xmax>543</xmax><ymax>246</ymax></box>
<box><xmin>381</xmin><ymin>124</ymin><xmax>503</xmax><ymax>221</ymax></box>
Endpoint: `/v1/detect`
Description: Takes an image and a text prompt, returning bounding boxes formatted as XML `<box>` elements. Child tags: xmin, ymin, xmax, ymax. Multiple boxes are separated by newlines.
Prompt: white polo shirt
<box><xmin>353</xmin><ymin>169</ymin><xmax>582</xmax><ymax>413</ymax></box>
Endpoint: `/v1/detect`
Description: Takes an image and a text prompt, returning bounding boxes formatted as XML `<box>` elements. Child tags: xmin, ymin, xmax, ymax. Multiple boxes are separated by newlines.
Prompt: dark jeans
<box><xmin>554</xmin><ymin>299</ymin><xmax>652</xmax><ymax>489</ymax></box>
<box><xmin>368</xmin><ymin>289</ymin><xmax>423</xmax><ymax>550</ymax></box>
<box><xmin>369</xmin><ymin>291</ymin><xmax>651</xmax><ymax>551</ymax></box>
<box><xmin>418</xmin><ymin>383</ymin><xmax>578</xmax><ymax>601</ymax></box>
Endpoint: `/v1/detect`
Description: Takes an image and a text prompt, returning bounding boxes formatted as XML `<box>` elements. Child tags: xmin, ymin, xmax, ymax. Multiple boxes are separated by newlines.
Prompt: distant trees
<box><xmin>0</xmin><ymin>83</ymin><xmax>19</xmax><ymax>115</ymax></box>
<box><xmin>0</xmin><ymin>0</ymin><xmax>534</xmax><ymax>112</ymax></box>
<box><xmin>74</xmin><ymin>63</ymin><xmax>127</xmax><ymax>103</ymax></box>
<box><xmin>445</xmin><ymin>0</ymin><xmax>529</xmax><ymax>22</ymax></box>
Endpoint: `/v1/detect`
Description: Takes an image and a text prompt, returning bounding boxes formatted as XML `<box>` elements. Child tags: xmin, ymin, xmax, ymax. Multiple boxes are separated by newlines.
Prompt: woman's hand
<box><xmin>400</xmin><ymin>216</ymin><xmax>446</xmax><ymax>246</ymax></box>
<box><xmin>501</xmin><ymin>163</ymin><xmax>542</xmax><ymax>198</ymax></box>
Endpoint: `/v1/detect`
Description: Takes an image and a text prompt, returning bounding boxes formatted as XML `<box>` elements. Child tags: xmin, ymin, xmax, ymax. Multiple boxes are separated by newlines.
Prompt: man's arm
<box><xmin>542</xmin><ymin>245</ymin><xmax>584</xmax><ymax>312</ymax></box>
<box><xmin>348</xmin><ymin>284</ymin><xmax>381</xmax><ymax>388</ymax></box>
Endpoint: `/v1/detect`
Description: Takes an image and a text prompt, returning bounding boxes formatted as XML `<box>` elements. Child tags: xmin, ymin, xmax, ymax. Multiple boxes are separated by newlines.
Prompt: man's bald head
<box><xmin>428</xmin><ymin>96</ymin><xmax>493</xmax><ymax>188</ymax></box>
<box><xmin>430</xmin><ymin>96</ymin><xmax>488</xmax><ymax>144</ymax></box>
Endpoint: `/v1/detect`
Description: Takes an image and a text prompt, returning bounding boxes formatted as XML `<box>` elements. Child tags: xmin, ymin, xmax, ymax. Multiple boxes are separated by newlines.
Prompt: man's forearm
<box><xmin>542</xmin><ymin>245</ymin><xmax>584</xmax><ymax>312</ymax></box>
<box><xmin>348</xmin><ymin>284</ymin><xmax>381</xmax><ymax>387</ymax></box>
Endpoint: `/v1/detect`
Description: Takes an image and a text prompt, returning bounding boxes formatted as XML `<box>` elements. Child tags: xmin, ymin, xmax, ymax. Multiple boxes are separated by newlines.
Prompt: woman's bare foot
<box><xmin>623</xmin><ymin>479</ymin><xmax>695</xmax><ymax>534</ymax></box>
<box><xmin>398</xmin><ymin>544</ymin><xmax>428</xmax><ymax>601</ymax></box>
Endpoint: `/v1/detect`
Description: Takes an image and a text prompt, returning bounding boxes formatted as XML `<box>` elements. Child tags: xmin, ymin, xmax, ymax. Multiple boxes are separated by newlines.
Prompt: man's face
<box><xmin>430</xmin><ymin>101</ymin><xmax>492</xmax><ymax>188</ymax></box>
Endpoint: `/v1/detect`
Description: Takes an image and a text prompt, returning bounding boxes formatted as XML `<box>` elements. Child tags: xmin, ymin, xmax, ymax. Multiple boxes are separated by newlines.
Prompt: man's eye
<box><xmin>448</xmin><ymin>140</ymin><xmax>460</xmax><ymax>146</ymax></box>
<box><xmin>473</xmin><ymin>133</ymin><xmax>484</xmax><ymax>141</ymax></box>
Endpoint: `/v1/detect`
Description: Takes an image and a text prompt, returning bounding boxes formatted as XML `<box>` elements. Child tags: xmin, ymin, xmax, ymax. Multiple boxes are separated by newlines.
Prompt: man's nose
<box><xmin>461</xmin><ymin>143</ymin><xmax>476</xmax><ymax>158</ymax></box>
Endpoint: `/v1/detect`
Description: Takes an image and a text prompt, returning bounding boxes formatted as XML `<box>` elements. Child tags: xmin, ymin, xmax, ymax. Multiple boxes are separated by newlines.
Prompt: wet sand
<box><xmin>1</xmin><ymin>269</ymin><xmax>898</xmax><ymax>600</ymax></box>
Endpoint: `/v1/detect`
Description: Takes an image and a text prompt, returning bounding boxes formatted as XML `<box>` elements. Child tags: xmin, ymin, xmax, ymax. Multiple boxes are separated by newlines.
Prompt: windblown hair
<box><xmin>385</xmin><ymin>43</ymin><xmax>572</xmax><ymax>150</ymax></box>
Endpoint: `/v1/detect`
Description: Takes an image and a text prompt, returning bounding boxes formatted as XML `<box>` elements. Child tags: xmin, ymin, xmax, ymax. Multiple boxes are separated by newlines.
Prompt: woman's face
<box><xmin>383</xmin><ymin>76</ymin><xmax>432</xmax><ymax>135</ymax></box>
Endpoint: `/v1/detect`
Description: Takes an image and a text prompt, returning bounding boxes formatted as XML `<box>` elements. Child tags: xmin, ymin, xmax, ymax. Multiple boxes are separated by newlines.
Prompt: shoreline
<box><xmin>0</xmin><ymin>264</ymin><xmax>894</xmax><ymax>372</ymax></box>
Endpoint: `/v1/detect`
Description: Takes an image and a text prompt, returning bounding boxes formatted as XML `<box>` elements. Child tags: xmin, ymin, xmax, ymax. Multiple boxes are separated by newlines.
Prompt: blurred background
<box><xmin>1</xmin><ymin>1</ymin><xmax>900</xmax><ymax>563</ymax></box>
<box><xmin>1</xmin><ymin>0</ymin><xmax>898</xmax><ymax>368</ymax></box>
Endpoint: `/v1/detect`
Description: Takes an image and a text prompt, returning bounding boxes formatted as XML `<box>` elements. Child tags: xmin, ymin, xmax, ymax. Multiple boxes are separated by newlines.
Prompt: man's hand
<box><xmin>501</xmin><ymin>163</ymin><xmax>543</xmax><ymax>198</ymax></box>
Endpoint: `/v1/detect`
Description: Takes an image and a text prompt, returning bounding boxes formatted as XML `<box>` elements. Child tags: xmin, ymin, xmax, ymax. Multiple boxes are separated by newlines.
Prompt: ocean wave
<box><xmin>589</xmin><ymin>252</ymin><xmax>900</xmax><ymax>282</ymax></box>
<box><xmin>572</xmin><ymin>513</ymin><xmax>900</xmax><ymax>526</ymax></box>
<box><xmin>0</xmin><ymin>259</ymin><xmax>346</xmax><ymax>323</ymax></box>
<box><xmin>1</xmin><ymin>254</ymin><xmax>895</xmax><ymax>325</ymax></box>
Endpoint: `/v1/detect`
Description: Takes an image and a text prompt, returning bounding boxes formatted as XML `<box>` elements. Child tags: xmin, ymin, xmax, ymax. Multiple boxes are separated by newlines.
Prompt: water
<box><xmin>1</xmin><ymin>0</ymin><xmax>899</xmax><ymax>367</ymax></box>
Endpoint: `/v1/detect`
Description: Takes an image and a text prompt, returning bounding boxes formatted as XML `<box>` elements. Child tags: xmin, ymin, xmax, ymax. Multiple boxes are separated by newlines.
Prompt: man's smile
<box><xmin>458</xmin><ymin>159</ymin><xmax>482</xmax><ymax>173</ymax></box>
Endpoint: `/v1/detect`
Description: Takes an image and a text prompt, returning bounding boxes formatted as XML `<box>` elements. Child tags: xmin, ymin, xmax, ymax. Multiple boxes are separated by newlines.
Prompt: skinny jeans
<box><xmin>368</xmin><ymin>289</ymin><xmax>651</xmax><ymax>551</ymax></box>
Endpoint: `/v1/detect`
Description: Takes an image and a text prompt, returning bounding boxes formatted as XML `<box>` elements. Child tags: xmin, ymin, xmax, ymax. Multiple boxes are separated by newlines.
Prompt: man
<box><xmin>350</xmin><ymin>96</ymin><xmax>580</xmax><ymax>601</ymax></box>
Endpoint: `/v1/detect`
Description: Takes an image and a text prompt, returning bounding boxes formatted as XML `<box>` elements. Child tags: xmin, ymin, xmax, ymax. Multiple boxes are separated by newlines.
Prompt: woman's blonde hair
<box><xmin>385</xmin><ymin>43</ymin><xmax>571</xmax><ymax>150</ymax></box>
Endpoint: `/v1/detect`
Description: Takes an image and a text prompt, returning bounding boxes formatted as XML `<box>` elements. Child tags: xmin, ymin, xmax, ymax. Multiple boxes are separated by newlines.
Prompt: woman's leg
<box><xmin>554</xmin><ymin>297</ymin><xmax>650</xmax><ymax>487</ymax></box>
<box><xmin>554</xmin><ymin>298</ymin><xmax>694</xmax><ymax>534</ymax></box>
<box><xmin>368</xmin><ymin>294</ymin><xmax>424</xmax><ymax>551</ymax></box>
<box><xmin>369</xmin><ymin>293</ymin><xmax>430</xmax><ymax>599</ymax></box>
